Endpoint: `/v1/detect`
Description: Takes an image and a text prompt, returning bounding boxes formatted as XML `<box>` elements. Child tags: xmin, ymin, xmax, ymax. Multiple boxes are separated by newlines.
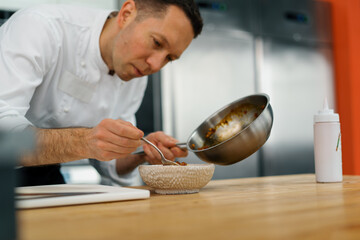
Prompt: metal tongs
<box><xmin>141</xmin><ymin>137</ymin><xmax>180</xmax><ymax>166</ymax></box>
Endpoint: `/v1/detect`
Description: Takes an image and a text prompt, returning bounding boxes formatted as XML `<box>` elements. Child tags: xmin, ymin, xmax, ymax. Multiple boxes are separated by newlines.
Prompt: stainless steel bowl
<box><xmin>187</xmin><ymin>93</ymin><xmax>273</xmax><ymax>165</ymax></box>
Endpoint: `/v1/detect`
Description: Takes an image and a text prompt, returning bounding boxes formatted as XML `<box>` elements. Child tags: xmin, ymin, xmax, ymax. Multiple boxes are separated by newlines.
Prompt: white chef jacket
<box><xmin>0</xmin><ymin>4</ymin><xmax>148</xmax><ymax>186</ymax></box>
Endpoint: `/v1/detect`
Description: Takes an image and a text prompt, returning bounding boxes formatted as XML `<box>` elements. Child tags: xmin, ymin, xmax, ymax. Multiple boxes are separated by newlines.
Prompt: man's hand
<box><xmin>86</xmin><ymin>119</ymin><xmax>144</xmax><ymax>161</ymax></box>
<box><xmin>21</xmin><ymin>119</ymin><xmax>143</xmax><ymax>166</ymax></box>
<box><xmin>142</xmin><ymin>131</ymin><xmax>188</xmax><ymax>164</ymax></box>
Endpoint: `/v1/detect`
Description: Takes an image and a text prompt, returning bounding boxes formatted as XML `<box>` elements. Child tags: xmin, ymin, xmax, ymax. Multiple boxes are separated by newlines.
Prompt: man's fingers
<box><xmin>101</xmin><ymin>141</ymin><xmax>139</xmax><ymax>154</ymax></box>
<box><xmin>88</xmin><ymin>119</ymin><xmax>145</xmax><ymax>161</ymax></box>
<box><xmin>150</xmin><ymin>132</ymin><xmax>177</xmax><ymax>148</ymax></box>
<box><xmin>171</xmin><ymin>146</ymin><xmax>188</xmax><ymax>158</ymax></box>
<box><xmin>100</xmin><ymin>119</ymin><xmax>144</xmax><ymax>140</ymax></box>
<box><xmin>143</xmin><ymin>144</ymin><xmax>155</xmax><ymax>159</ymax></box>
<box><xmin>158</xmin><ymin>142</ymin><xmax>175</xmax><ymax>160</ymax></box>
<box><xmin>143</xmin><ymin>144</ymin><xmax>162</xmax><ymax>164</ymax></box>
<box><xmin>101</xmin><ymin>131</ymin><xmax>141</xmax><ymax>148</ymax></box>
<box><xmin>141</xmin><ymin>132</ymin><xmax>188</xmax><ymax>165</ymax></box>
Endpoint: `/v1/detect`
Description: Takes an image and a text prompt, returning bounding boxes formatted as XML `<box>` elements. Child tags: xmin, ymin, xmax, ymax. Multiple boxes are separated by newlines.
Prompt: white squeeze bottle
<box><xmin>314</xmin><ymin>98</ymin><xmax>342</xmax><ymax>182</ymax></box>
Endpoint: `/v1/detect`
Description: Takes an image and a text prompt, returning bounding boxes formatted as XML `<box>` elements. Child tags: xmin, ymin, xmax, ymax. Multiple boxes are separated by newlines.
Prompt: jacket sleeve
<box><xmin>0</xmin><ymin>10</ymin><xmax>59</xmax><ymax>131</ymax></box>
<box><xmin>89</xmin><ymin>159</ymin><xmax>143</xmax><ymax>187</ymax></box>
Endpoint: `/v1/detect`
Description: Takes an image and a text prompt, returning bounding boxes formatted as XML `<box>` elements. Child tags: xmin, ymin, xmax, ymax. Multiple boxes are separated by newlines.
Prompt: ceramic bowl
<box><xmin>139</xmin><ymin>164</ymin><xmax>215</xmax><ymax>194</ymax></box>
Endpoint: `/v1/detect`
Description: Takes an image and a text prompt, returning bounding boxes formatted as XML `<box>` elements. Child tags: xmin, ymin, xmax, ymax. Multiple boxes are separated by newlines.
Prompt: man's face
<box><xmin>111</xmin><ymin>5</ymin><xmax>194</xmax><ymax>81</ymax></box>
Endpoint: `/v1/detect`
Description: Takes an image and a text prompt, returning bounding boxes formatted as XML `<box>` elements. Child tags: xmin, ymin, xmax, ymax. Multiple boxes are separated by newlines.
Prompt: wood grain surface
<box><xmin>17</xmin><ymin>174</ymin><xmax>360</xmax><ymax>240</ymax></box>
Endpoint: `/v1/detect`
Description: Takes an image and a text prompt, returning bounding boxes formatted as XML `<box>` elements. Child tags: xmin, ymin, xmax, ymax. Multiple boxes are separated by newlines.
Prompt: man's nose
<box><xmin>146</xmin><ymin>53</ymin><xmax>166</xmax><ymax>73</ymax></box>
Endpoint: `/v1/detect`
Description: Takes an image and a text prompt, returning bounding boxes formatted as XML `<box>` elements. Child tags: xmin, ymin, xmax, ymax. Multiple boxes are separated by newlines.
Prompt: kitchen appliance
<box><xmin>254</xmin><ymin>0</ymin><xmax>334</xmax><ymax>176</ymax></box>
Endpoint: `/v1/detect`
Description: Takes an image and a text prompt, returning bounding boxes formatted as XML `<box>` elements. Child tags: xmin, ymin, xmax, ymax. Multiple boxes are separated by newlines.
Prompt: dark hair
<box><xmin>134</xmin><ymin>0</ymin><xmax>203</xmax><ymax>38</ymax></box>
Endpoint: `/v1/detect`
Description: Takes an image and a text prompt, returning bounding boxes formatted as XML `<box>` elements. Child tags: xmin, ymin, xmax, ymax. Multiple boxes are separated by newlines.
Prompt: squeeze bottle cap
<box><xmin>314</xmin><ymin>98</ymin><xmax>339</xmax><ymax>123</ymax></box>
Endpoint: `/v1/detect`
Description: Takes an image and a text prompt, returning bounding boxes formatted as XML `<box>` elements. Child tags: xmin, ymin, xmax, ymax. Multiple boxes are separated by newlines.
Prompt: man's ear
<box><xmin>117</xmin><ymin>0</ymin><xmax>137</xmax><ymax>28</ymax></box>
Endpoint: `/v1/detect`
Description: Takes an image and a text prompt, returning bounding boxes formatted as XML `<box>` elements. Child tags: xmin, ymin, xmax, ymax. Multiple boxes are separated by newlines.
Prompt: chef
<box><xmin>0</xmin><ymin>0</ymin><xmax>203</xmax><ymax>186</ymax></box>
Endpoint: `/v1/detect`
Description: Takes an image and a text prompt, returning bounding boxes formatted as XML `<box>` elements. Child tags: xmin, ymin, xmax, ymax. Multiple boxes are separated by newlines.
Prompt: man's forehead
<box><xmin>150</xmin><ymin>6</ymin><xmax>193</xmax><ymax>54</ymax></box>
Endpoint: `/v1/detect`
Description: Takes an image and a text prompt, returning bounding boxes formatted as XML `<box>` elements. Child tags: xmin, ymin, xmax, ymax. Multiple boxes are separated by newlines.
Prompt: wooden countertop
<box><xmin>17</xmin><ymin>174</ymin><xmax>360</xmax><ymax>240</ymax></box>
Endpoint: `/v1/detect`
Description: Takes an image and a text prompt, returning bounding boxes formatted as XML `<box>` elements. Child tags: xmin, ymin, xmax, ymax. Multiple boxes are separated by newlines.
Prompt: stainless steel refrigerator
<box><xmin>254</xmin><ymin>0</ymin><xmax>335</xmax><ymax>176</ymax></box>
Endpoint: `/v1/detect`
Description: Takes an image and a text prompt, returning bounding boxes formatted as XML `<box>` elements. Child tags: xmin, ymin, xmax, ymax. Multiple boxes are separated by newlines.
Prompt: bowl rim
<box><xmin>139</xmin><ymin>163</ymin><xmax>215</xmax><ymax>170</ymax></box>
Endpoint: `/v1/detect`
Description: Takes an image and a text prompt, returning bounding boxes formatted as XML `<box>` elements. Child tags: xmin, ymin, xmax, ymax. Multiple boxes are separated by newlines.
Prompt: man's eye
<box><xmin>153</xmin><ymin>39</ymin><xmax>161</xmax><ymax>47</ymax></box>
